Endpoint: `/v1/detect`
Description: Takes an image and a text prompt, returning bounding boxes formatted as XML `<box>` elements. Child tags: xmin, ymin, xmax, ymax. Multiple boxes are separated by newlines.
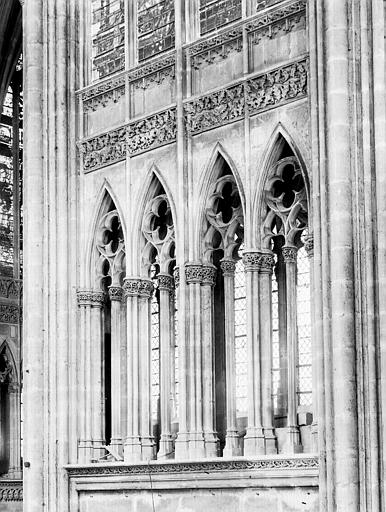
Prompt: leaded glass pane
<box><xmin>138</xmin><ymin>0</ymin><xmax>175</xmax><ymax>61</ymax></box>
<box><xmin>91</xmin><ymin>0</ymin><xmax>125</xmax><ymax>80</ymax></box>
<box><xmin>296</xmin><ymin>245</ymin><xmax>312</xmax><ymax>407</ymax></box>
<box><xmin>200</xmin><ymin>0</ymin><xmax>242</xmax><ymax>35</ymax></box>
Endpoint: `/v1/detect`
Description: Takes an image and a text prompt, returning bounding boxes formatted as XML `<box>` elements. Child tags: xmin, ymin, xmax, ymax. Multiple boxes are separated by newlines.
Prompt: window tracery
<box><xmin>137</xmin><ymin>0</ymin><xmax>175</xmax><ymax>61</ymax></box>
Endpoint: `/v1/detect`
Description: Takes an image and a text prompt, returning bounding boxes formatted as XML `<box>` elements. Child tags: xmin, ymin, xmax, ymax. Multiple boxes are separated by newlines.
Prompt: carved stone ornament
<box><xmin>282</xmin><ymin>246</ymin><xmax>297</xmax><ymax>264</ymax></box>
<box><xmin>123</xmin><ymin>278</ymin><xmax>154</xmax><ymax>298</ymax></box>
<box><xmin>0</xmin><ymin>304</ymin><xmax>19</xmax><ymax>324</ymax></box>
<box><xmin>220</xmin><ymin>259</ymin><xmax>236</xmax><ymax>276</ymax></box>
<box><xmin>65</xmin><ymin>455</ymin><xmax>318</xmax><ymax>477</ymax></box>
<box><xmin>108</xmin><ymin>286</ymin><xmax>123</xmax><ymax>301</ymax></box>
<box><xmin>0</xmin><ymin>481</ymin><xmax>23</xmax><ymax>502</ymax></box>
<box><xmin>76</xmin><ymin>290</ymin><xmax>105</xmax><ymax>307</ymax></box>
<box><xmin>185</xmin><ymin>264</ymin><xmax>203</xmax><ymax>284</ymax></box>
<box><xmin>185</xmin><ymin>83</ymin><xmax>245</xmax><ymax>135</ymax></box>
<box><xmin>0</xmin><ymin>278</ymin><xmax>22</xmax><ymax>299</ymax></box>
<box><xmin>157</xmin><ymin>274</ymin><xmax>174</xmax><ymax>293</ymax></box>
<box><xmin>188</xmin><ymin>29</ymin><xmax>243</xmax><ymax>70</ymax></box>
<box><xmin>304</xmin><ymin>233</ymin><xmax>314</xmax><ymax>258</ymax></box>
<box><xmin>201</xmin><ymin>265</ymin><xmax>217</xmax><ymax>286</ymax></box>
<box><xmin>259</xmin><ymin>253</ymin><xmax>275</xmax><ymax>273</ymax></box>
<box><xmin>80</xmin><ymin>75</ymin><xmax>125</xmax><ymax>112</ymax></box>
<box><xmin>173</xmin><ymin>266</ymin><xmax>180</xmax><ymax>288</ymax></box>
<box><xmin>242</xmin><ymin>251</ymin><xmax>261</xmax><ymax>271</ymax></box>
<box><xmin>128</xmin><ymin>52</ymin><xmax>176</xmax><ymax>82</ymax></box>
<box><xmin>80</xmin><ymin>127</ymin><xmax>127</xmax><ymax>172</ymax></box>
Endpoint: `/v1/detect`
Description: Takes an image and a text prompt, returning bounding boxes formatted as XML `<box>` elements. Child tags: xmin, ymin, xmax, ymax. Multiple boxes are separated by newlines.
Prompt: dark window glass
<box><xmin>199</xmin><ymin>0</ymin><xmax>242</xmax><ymax>35</ymax></box>
<box><xmin>137</xmin><ymin>0</ymin><xmax>175</xmax><ymax>61</ymax></box>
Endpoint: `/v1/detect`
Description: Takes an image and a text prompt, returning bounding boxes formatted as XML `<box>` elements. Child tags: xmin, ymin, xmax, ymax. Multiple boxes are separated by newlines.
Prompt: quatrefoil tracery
<box><xmin>204</xmin><ymin>174</ymin><xmax>244</xmax><ymax>262</ymax></box>
<box><xmin>262</xmin><ymin>156</ymin><xmax>308</xmax><ymax>249</ymax></box>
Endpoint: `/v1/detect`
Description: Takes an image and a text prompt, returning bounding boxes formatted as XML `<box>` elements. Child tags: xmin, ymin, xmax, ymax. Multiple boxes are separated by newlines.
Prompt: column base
<box><xmin>263</xmin><ymin>427</ymin><xmax>277</xmax><ymax>454</ymax></box>
<box><xmin>223</xmin><ymin>430</ymin><xmax>241</xmax><ymax>457</ymax></box>
<box><xmin>141</xmin><ymin>436</ymin><xmax>156</xmax><ymax>461</ymax></box>
<box><xmin>158</xmin><ymin>434</ymin><xmax>174</xmax><ymax>460</ymax></box>
<box><xmin>78</xmin><ymin>439</ymin><xmax>94</xmax><ymax>463</ymax></box>
<box><xmin>204</xmin><ymin>431</ymin><xmax>219</xmax><ymax>458</ymax></box>
<box><xmin>244</xmin><ymin>427</ymin><xmax>265</xmax><ymax>456</ymax></box>
<box><xmin>108</xmin><ymin>438</ymin><xmax>123</xmax><ymax>459</ymax></box>
<box><xmin>124</xmin><ymin>436</ymin><xmax>142</xmax><ymax>462</ymax></box>
<box><xmin>283</xmin><ymin>426</ymin><xmax>303</xmax><ymax>454</ymax></box>
<box><xmin>91</xmin><ymin>439</ymin><xmax>106</xmax><ymax>461</ymax></box>
<box><xmin>174</xmin><ymin>432</ymin><xmax>190</xmax><ymax>460</ymax></box>
<box><xmin>188</xmin><ymin>431</ymin><xmax>206</xmax><ymax>459</ymax></box>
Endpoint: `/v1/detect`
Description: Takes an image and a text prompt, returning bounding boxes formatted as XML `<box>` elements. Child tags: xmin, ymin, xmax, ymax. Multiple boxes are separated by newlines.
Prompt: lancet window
<box><xmin>137</xmin><ymin>0</ymin><xmax>175</xmax><ymax>61</ymax></box>
<box><xmin>141</xmin><ymin>181</ymin><xmax>176</xmax><ymax>458</ymax></box>
<box><xmin>91</xmin><ymin>0</ymin><xmax>125</xmax><ymax>80</ymax></box>
<box><xmin>199</xmin><ymin>0</ymin><xmax>242</xmax><ymax>35</ymax></box>
<box><xmin>261</xmin><ymin>138</ymin><xmax>312</xmax><ymax>451</ymax></box>
<box><xmin>203</xmin><ymin>158</ymin><xmax>245</xmax><ymax>456</ymax></box>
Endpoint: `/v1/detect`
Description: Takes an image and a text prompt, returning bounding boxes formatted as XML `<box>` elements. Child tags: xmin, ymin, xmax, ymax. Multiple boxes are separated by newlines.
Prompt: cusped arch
<box><xmin>253</xmin><ymin>124</ymin><xmax>310</xmax><ymax>248</ymax></box>
<box><xmin>131</xmin><ymin>164</ymin><xmax>178</xmax><ymax>276</ymax></box>
<box><xmin>85</xmin><ymin>181</ymin><xmax>126</xmax><ymax>290</ymax></box>
<box><xmin>195</xmin><ymin>143</ymin><xmax>246</xmax><ymax>261</ymax></box>
<box><xmin>0</xmin><ymin>340</ymin><xmax>18</xmax><ymax>385</ymax></box>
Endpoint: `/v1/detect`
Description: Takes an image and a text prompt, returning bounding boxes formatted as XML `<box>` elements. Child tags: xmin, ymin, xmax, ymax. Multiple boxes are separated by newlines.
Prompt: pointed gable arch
<box><xmin>253</xmin><ymin>124</ymin><xmax>310</xmax><ymax>248</ymax></box>
<box><xmin>0</xmin><ymin>340</ymin><xmax>18</xmax><ymax>384</ymax></box>
<box><xmin>195</xmin><ymin>143</ymin><xmax>246</xmax><ymax>262</ymax></box>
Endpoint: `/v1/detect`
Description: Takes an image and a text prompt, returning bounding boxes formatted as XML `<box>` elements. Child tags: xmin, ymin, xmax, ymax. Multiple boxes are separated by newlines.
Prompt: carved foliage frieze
<box><xmin>79</xmin><ymin>107</ymin><xmax>177</xmax><ymax>172</ymax></box>
<box><xmin>0</xmin><ymin>481</ymin><xmax>23</xmax><ymax>502</ymax></box>
<box><xmin>129</xmin><ymin>53</ymin><xmax>176</xmax><ymax>91</ymax></box>
<box><xmin>188</xmin><ymin>28</ymin><xmax>243</xmax><ymax>70</ymax></box>
<box><xmin>0</xmin><ymin>278</ymin><xmax>22</xmax><ymax>299</ymax></box>
<box><xmin>79</xmin><ymin>75</ymin><xmax>126</xmax><ymax>113</ymax></box>
<box><xmin>0</xmin><ymin>305</ymin><xmax>19</xmax><ymax>324</ymax></box>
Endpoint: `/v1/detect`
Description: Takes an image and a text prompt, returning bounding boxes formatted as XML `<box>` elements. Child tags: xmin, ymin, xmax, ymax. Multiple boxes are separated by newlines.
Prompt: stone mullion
<box><xmin>259</xmin><ymin>253</ymin><xmax>277</xmax><ymax>454</ymax></box>
<box><xmin>201</xmin><ymin>265</ymin><xmax>219</xmax><ymax>458</ymax></box>
<box><xmin>90</xmin><ymin>292</ymin><xmax>106</xmax><ymax>459</ymax></box>
<box><xmin>221</xmin><ymin>259</ymin><xmax>241</xmax><ymax>457</ymax></box>
<box><xmin>275</xmin><ymin>248</ymin><xmax>288</xmax><ymax>417</ymax></box>
<box><xmin>185</xmin><ymin>264</ymin><xmax>205</xmax><ymax>458</ymax></box>
<box><xmin>282</xmin><ymin>246</ymin><xmax>302</xmax><ymax>453</ymax></box>
<box><xmin>8</xmin><ymin>383</ymin><xmax>21</xmax><ymax>478</ymax></box>
<box><xmin>123</xmin><ymin>279</ymin><xmax>141</xmax><ymax>461</ymax></box>
<box><xmin>243</xmin><ymin>252</ymin><xmax>265</xmax><ymax>456</ymax></box>
<box><xmin>138</xmin><ymin>279</ymin><xmax>155</xmax><ymax>460</ymax></box>
<box><xmin>158</xmin><ymin>274</ymin><xmax>175</xmax><ymax>459</ymax></box>
<box><xmin>108</xmin><ymin>286</ymin><xmax>124</xmax><ymax>455</ymax></box>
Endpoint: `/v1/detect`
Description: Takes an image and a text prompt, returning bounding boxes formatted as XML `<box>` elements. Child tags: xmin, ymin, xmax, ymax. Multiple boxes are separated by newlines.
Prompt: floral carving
<box><xmin>76</xmin><ymin>290</ymin><xmax>105</xmax><ymax>307</ymax></box>
<box><xmin>282</xmin><ymin>246</ymin><xmax>297</xmax><ymax>264</ymax></box>
<box><xmin>123</xmin><ymin>278</ymin><xmax>154</xmax><ymax>298</ymax></box>
<box><xmin>0</xmin><ymin>305</ymin><xmax>19</xmax><ymax>323</ymax></box>
<box><xmin>80</xmin><ymin>127</ymin><xmax>127</xmax><ymax>172</ymax></box>
<box><xmin>131</xmin><ymin>66</ymin><xmax>175</xmax><ymax>90</ymax></box>
<box><xmin>190</xmin><ymin>37</ymin><xmax>243</xmax><ymax>70</ymax></box>
<box><xmin>242</xmin><ymin>252</ymin><xmax>261</xmax><ymax>271</ymax></box>
<box><xmin>108</xmin><ymin>286</ymin><xmax>123</xmax><ymax>301</ymax></box>
<box><xmin>0</xmin><ymin>481</ymin><xmax>23</xmax><ymax>501</ymax></box>
<box><xmin>246</xmin><ymin>61</ymin><xmax>307</xmax><ymax>115</ymax></box>
<box><xmin>0</xmin><ymin>278</ymin><xmax>22</xmax><ymax>299</ymax></box>
<box><xmin>157</xmin><ymin>273</ymin><xmax>174</xmax><ymax>293</ymax></box>
<box><xmin>259</xmin><ymin>253</ymin><xmax>275</xmax><ymax>273</ymax></box>
<box><xmin>173</xmin><ymin>266</ymin><xmax>180</xmax><ymax>287</ymax></box>
<box><xmin>128</xmin><ymin>52</ymin><xmax>176</xmax><ymax>82</ymax></box>
<box><xmin>185</xmin><ymin>84</ymin><xmax>245</xmax><ymax>135</ymax></box>
<box><xmin>201</xmin><ymin>265</ymin><xmax>217</xmax><ymax>286</ymax></box>
<box><xmin>220</xmin><ymin>259</ymin><xmax>236</xmax><ymax>275</ymax></box>
<box><xmin>185</xmin><ymin>264</ymin><xmax>203</xmax><ymax>284</ymax></box>
<box><xmin>304</xmin><ymin>233</ymin><xmax>314</xmax><ymax>258</ymax></box>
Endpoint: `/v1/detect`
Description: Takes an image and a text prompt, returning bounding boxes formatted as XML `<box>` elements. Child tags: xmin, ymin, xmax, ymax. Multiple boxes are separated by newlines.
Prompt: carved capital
<box><xmin>8</xmin><ymin>382</ymin><xmax>20</xmax><ymax>394</ymax></box>
<box><xmin>77</xmin><ymin>290</ymin><xmax>104</xmax><ymax>307</ymax></box>
<box><xmin>220</xmin><ymin>259</ymin><xmax>236</xmax><ymax>276</ymax></box>
<box><xmin>108</xmin><ymin>286</ymin><xmax>123</xmax><ymax>302</ymax></box>
<box><xmin>282</xmin><ymin>246</ymin><xmax>297</xmax><ymax>264</ymax></box>
<box><xmin>201</xmin><ymin>265</ymin><xmax>217</xmax><ymax>286</ymax></box>
<box><xmin>185</xmin><ymin>264</ymin><xmax>202</xmax><ymax>284</ymax></box>
<box><xmin>304</xmin><ymin>234</ymin><xmax>314</xmax><ymax>258</ymax></box>
<box><xmin>259</xmin><ymin>253</ymin><xmax>275</xmax><ymax>274</ymax></box>
<box><xmin>242</xmin><ymin>251</ymin><xmax>261</xmax><ymax>272</ymax></box>
<box><xmin>157</xmin><ymin>274</ymin><xmax>174</xmax><ymax>293</ymax></box>
<box><xmin>123</xmin><ymin>278</ymin><xmax>154</xmax><ymax>298</ymax></box>
<box><xmin>173</xmin><ymin>266</ymin><xmax>180</xmax><ymax>288</ymax></box>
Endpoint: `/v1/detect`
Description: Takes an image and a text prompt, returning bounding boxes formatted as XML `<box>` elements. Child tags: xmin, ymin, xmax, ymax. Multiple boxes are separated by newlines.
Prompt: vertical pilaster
<box><xmin>275</xmin><ymin>240</ymin><xmax>288</xmax><ymax>418</ymax></box>
<box><xmin>282</xmin><ymin>246</ymin><xmax>302</xmax><ymax>453</ymax></box>
<box><xmin>259</xmin><ymin>252</ymin><xmax>277</xmax><ymax>454</ymax></box>
<box><xmin>221</xmin><ymin>259</ymin><xmax>241</xmax><ymax>457</ymax></box>
<box><xmin>243</xmin><ymin>252</ymin><xmax>265</xmax><ymax>456</ymax></box>
<box><xmin>7</xmin><ymin>382</ymin><xmax>21</xmax><ymax>478</ymax></box>
<box><xmin>201</xmin><ymin>265</ymin><xmax>219</xmax><ymax>458</ymax></box>
<box><xmin>108</xmin><ymin>286</ymin><xmax>123</xmax><ymax>456</ymax></box>
<box><xmin>158</xmin><ymin>273</ymin><xmax>175</xmax><ymax>459</ymax></box>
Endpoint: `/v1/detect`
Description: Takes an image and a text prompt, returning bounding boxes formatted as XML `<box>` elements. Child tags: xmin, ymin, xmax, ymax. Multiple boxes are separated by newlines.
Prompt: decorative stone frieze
<box><xmin>0</xmin><ymin>278</ymin><xmax>22</xmax><ymax>299</ymax></box>
<box><xmin>76</xmin><ymin>290</ymin><xmax>105</xmax><ymax>307</ymax></box>
<box><xmin>247</xmin><ymin>0</ymin><xmax>306</xmax><ymax>40</ymax></box>
<box><xmin>173</xmin><ymin>266</ymin><xmax>180</xmax><ymax>288</ymax></box>
<box><xmin>282</xmin><ymin>246</ymin><xmax>298</xmax><ymax>264</ymax></box>
<box><xmin>259</xmin><ymin>253</ymin><xmax>275</xmax><ymax>273</ymax></box>
<box><xmin>185</xmin><ymin>264</ymin><xmax>203</xmax><ymax>284</ymax></box>
<box><xmin>65</xmin><ymin>455</ymin><xmax>319</xmax><ymax>476</ymax></box>
<box><xmin>0</xmin><ymin>481</ymin><xmax>23</xmax><ymax>501</ymax></box>
<box><xmin>157</xmin><ymin>274</ymin><xmax>174</xmax><ymax>293</ymax></box>
<box><xmin>246</xmin><ymin>60</ymin><xmax>307</xmax><ymax>115</ymax></box>
<box><xmin>185</xmin><ymin>83</ymin><xmax>245</xmax><ymax>135</ymax></box>
<box><xmin>220</xmin><ymin>259</ymin><xmax>236</xmax><ymax>276</ymax></box>
<box><xmin>123</xmin><ymin>278</ymin><xmax>154</xmax><ymax>298</ymax></box>
<box><xmin>201</xmin><ymin>265</ymin><xmax>217</xmax><ymax>286</ymax></box>
<box><xmin>79</xmin><ymin>75</ymin><xmax>126</xmax><ymax>112</ymax></box>
<box><xmin>187</xmin><ymin>27</ymin><xmax>243</xmax><ymax>70</ymax></box>
<box><xmin>128</xmin><ymin>52</ymin><xmax>176</xmax><ymax>83</ymax></box>
<box><xmin>80</xmin><ymin>107</ymin><xmax>177</xmax><ymax>172</ymax></box>
<box><xmin>108</xmin><ymin>286</ymin><xmax>123</xmax><ymax>302</ymax></box>
<box><xmin>242</xmin><ymin>252</ymin><xmax>261</xmax><ymax>271</ymax></box>
<box><xmin>0</xmin><ymin>305</ymin><xmax>19</xmax><ymax>324</ymax></box>
<box><xmin>130</xmin><ymin>66</ymin><xmax>175</xmax><ymax>91</ymax></box>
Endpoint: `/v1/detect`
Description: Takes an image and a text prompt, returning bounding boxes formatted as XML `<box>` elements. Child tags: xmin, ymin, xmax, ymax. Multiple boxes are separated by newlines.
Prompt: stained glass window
<box><xmin>151</xmin><ymin>266</ymin><xmax>160</xmax><ymax>424</ymax></box>
<box><xmin>235</xmin><ymin>247</ymin><xmax>247</xmax><ymax>419</ymax></box>
<box><xmin>271</xmin><ymin>259</ymin><xmax>280</xmax><ymax>412</ymax></box>
<box><xmin>91</xmin><ymin>0</ymin><xmax>125</xmax><ymax>80</ymax></box>
<box><xmin>199</xmin><ymin>0</ymin><xmax>242</xmax><ymax>35</ymax></box>
<box><xmin>137</xmin><ymin>0</ymin><xmax>175</xmax><ymax>61</ymax></box>
<box><xmin>256</xmin><ymin>0</ymin><xmax>283</xmax><ymax>11</ymax></box>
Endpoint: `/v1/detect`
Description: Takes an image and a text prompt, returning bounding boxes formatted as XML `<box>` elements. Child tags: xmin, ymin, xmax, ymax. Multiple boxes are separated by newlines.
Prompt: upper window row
<box><xmin>91</xmin><ymin>0</ymin><xmax>283</xmax><ymax>80</ymax></box>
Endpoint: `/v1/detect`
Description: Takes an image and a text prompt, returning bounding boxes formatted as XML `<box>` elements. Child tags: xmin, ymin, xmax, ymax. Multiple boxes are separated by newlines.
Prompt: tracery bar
<box><xmin>282</xmin><ymin>246</ymin><xmax>302</xmax><ymax>453</ymax></box>
<box><xmin>243</xmin><ymin>252</ymin><xmax>265</xmax><ymax>456</ymax></box>
<box><xmin>221</xmin><ymin>258</ymin><xmax>241</xmax><ymax>457</ymax></box>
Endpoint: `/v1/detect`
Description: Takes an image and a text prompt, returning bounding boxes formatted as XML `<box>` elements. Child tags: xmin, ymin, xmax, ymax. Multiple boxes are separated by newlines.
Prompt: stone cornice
<box><xmin>65</xmin><ymin>456</ymin><xmax>318</xmax><ymax>477</ymax></box>
<box><xmin>0</xmin><ymin>480</ymin><xmax>23</xmax><ymax>502</ymax></box>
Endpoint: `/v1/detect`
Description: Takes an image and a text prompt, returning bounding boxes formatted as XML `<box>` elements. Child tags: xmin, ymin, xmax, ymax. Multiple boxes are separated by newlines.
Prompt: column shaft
<box><xmin>109</xmin><ymin>286</ymin><xmax>123</xmax><ymax>455</ymax></box>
